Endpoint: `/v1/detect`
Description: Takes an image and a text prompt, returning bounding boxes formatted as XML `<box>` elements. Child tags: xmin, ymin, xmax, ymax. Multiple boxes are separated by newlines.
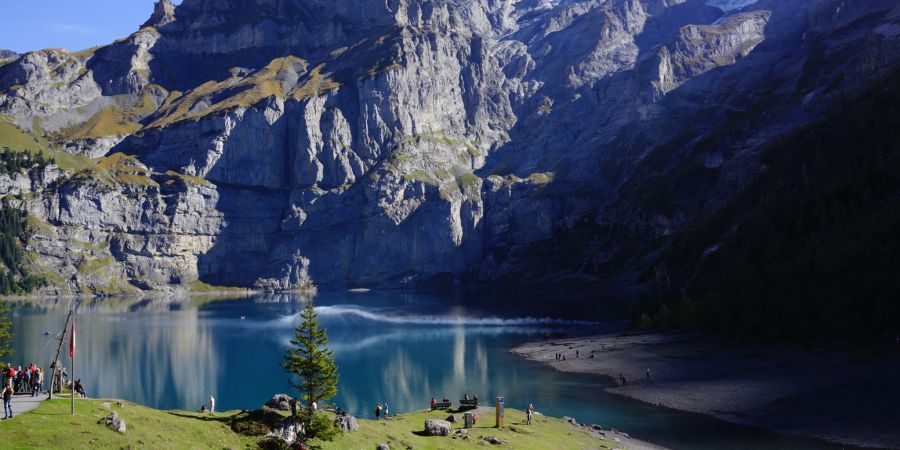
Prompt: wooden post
<box><xmin>70</xmin><ymin>307</ymin><xmax>76</xmax><ymax>416</ymax></box>
<box><xmin>48</xmin><ymin>309</ymin><xmax>73</xmax><ymax>401</ymax></box>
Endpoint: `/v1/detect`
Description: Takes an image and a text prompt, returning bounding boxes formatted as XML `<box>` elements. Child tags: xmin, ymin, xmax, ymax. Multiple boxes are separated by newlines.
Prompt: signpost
<box><xmin>495</xmin><ymin>396</ymin><xmax>505</xmax><ymax>428</ymax></box>
<box><xmin>69</xmin><ymin>308</ymin><xmax>76</xmax><ymax>415</ymax></box>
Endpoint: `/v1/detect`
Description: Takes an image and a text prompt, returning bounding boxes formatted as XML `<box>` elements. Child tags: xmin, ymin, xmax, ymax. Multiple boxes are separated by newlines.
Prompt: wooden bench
<box><xmin>459</xmin><ymin>398</ymin><xmax>479</xmax><ymax>408</ymax></box>
<box><xmin>431</xmin><ymin>401</ymin><xmax>452</xmax><ymax>410</ymax></box>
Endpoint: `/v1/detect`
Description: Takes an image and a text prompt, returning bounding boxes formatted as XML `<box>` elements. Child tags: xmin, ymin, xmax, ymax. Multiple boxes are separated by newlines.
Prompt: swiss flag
<box><xmin>69</xmin><ymin>319</ymin><xmax>76</xmax><ymax>358</ymax></box>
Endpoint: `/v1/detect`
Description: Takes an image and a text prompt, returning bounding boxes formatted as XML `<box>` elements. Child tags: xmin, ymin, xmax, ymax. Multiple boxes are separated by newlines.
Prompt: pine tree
<box><xmin>0</xmin><ymin>301</ymin><xmax>12</xmax><ymax>359</ymax></box>
<box><xmin>283</xmin><ymin>301</ymin><xmax>338</xmax><ymax>427</ymax></box>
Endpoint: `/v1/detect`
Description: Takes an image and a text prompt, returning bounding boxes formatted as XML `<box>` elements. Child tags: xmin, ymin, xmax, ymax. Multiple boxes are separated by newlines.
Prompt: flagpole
<box><xmin>70</xmin><ymin>306</ymin><xmax>75</xmax><ymax>416</ymax></box>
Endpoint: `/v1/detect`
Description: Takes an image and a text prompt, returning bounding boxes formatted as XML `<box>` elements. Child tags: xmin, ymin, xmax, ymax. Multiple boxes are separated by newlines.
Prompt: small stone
<box><xmin>102</xmin><ymin>402</ymin><xmax>112</xmax><ymax>409</ymax></box>
<box><xmin>481</xmin><ymin>436</ymin><xmax>507</xmax><ymax>445</ymax></box>
<box><xmin>376</xmin><ymin>444</ymin><xmax>390</xmax><ymax>450</ymax></box>
<box><xmin>446</xmin><ymin>414</ymin><xmax>455</xmax><ymax>422</ymax></box>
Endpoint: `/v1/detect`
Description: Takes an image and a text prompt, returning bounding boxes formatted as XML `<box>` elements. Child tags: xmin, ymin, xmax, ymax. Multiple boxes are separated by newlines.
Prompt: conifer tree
<box><xmin>283</xmin><ymin>301</ymin><xmax>338</xmax><ymax>426</ymax></box>
<box><xmin>0</xmin><ymin>301</ymin><xmax>12</xmax><ymax>359</ymax></box>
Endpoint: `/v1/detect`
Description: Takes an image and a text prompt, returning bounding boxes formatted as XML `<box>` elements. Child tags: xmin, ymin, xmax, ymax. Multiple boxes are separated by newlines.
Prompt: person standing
<box><xmin>32</xmin><ymin>367</ymin><xmax>42</xmax><ymax>397</ymax></box>
<box><xmin>526</xmin><ymin>403</ymin><xmax>534</xmax><ymax>425</ymax></box>
<box><xmin>646</xmin><ymin>368</ymin><xmax>651</xmax><ymax>380</ymax></box>
<box><xmin>430</xmin><ymin>397</ymin><xmax>436</xmax><ymax>410</ymax></box>
<box><xmin>2</xmin><ymin>382</ymin><xmax>12</xmax><ymax>419</ymax></box>
<box><xmin>209</xmin><ymin>395</ymin><xmax>216</xmax><ymax>414</ymax></box>
<box><xmin>383</xmin><ymin>402</ymin><xmax>389</xmax><ymax>419</ymax></box>
<box><xmin>374</xmin><ymin>403</ymin><xmax>382</xmax><ymax>420</ymax></box>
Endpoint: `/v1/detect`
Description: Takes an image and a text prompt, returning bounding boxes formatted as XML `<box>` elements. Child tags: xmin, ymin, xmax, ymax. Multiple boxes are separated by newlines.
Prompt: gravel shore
<box><xmin>512</xmin><ymin>331</ymin><xmax>900</xmax><ymax>449</ymax></box>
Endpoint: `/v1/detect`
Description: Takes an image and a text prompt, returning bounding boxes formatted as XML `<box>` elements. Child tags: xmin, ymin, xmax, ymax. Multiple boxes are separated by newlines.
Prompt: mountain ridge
<box><xmin>0</xmin><ymin>0</ymin><xmax>897</xmax><ymax>295</ymax></box>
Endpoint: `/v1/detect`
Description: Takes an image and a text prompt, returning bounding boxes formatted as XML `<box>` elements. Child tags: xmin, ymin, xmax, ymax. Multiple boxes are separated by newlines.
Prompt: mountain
<box><xmin>0</xmin><ymin>50</ymin><xmax>16</xmax><ymax>60</ymax></box>
<box><xmin>0</xmin><ymin>0</ymin><xmax>898</xmax><ymax>297</ymax></box>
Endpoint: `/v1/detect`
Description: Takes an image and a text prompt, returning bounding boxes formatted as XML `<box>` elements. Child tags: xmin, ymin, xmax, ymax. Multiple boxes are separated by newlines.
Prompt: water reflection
<box><xmin>4</xmin><ymin>291</ymin><xmax>859</xmax><ymax>450</ymax></box>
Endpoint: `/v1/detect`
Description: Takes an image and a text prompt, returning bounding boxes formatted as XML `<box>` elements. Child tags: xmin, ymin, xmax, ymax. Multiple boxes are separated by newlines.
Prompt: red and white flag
<box><xmin>69</xmin><ymin>319</ymin><xmax>76</xmax><ymax>358</ymax></box>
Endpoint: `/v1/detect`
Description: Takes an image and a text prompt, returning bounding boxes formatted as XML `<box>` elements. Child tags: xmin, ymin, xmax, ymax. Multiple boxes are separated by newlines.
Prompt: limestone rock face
<box><xmin>1</xmin><ymin>0</ymin><xmax>898</xmax><ymax>294</ymax></box>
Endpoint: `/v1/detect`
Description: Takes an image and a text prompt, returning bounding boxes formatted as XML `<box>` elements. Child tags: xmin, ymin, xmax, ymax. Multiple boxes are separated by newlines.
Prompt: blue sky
<box><xmin>0</xmin><ymin>0</ymin><xmax>181</xmax><ymax>54</ymax></box>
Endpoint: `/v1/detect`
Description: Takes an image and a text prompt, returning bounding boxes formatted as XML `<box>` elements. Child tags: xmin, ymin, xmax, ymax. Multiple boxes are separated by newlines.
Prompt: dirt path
<box><xmin>8</xmin><ymin>393</ymin><xmax>45</xmax><ymax>417</ymax></box>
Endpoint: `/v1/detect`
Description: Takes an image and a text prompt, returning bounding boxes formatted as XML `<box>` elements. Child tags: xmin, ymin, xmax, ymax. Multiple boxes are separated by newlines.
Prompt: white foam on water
<box><xmin>273</xmin><ymin>305</ymin><xmax>598</xmax><ymax>327</ymax></box>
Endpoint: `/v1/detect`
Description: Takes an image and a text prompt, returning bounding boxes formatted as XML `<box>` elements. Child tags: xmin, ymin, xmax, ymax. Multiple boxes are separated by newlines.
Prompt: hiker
<box><xmin>209</xmin><ymin>395</ymin><xmax>216</xmax><ymax>414</ymax></box>
<box><xmin>311</xmin><ymin>401</ymin><xmax>317</xmax><ymax>412</ymax></box>
<box><xmin>473</xmin><ymin>394</ymin><xmax>478</xmax><ymax>404</ymax></box>
<box><xmin>464</xmin><ymin>393</ymin><xmax>469</xmax><ymax>401</ymax></box>
<box><xmin>74</xmin><ymin>379</ymin><xmax>86</xmax><ymax>398</ymax></box>
<box><xmin>30</xmin><ymin>366</ymin><xmax>41</xmax><ymax>397</ymax></box>
<box><xmin>14</xmin><ymin>366</ymin><xmax>23</xmax><ymax>393</ymax></box>
<box><xmin>200</xmin><ymin>404</ymin><xmax>208</xmax><ymax>413</ymax></box>
<box><xmin>646</xmin><ymin>368</ymin><xmax>651</xmax><ymax>380</ymax></box>
<box><xmin>2</xmin><ymin>382</ymin><xmax>12</xmax><ymax>419</ymax></box>
<box><xmin>383</xmin><ymin>402</ymin><xmax>389</xmax><ymax>418</ymax></box>
<box><xmin>526</xmin><ymin>403</ymin><xmax>534</xmax><ymax>425</ymax></box>
<box><xmin>375</xmin><ymin>403</ymin><xmax>382</xmax><ymax>420</ymax></box>
<box><xmin>576</xmin><ymin>350</ymin><xmax>579</xmax><ymax>358</ymax></box>
<box><xmin>430</xmin><ymin>397</ymin><xmax>436</xmax><ymax>410</ymax></box>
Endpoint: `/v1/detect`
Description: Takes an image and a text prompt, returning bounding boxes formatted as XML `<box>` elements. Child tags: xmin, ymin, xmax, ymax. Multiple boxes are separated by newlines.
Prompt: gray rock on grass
<box><xmin>334</xmin><ymin>414</ymin><xmax>359</xmax><ymax>432</ymax></box>
<box><xmin>100</xmin><ymin>412</ymin><xmax>126</xmax><ymax>433</ymax></box>
<box><xmin>424</xmin><ymin>419</ymin><xmax>452</xmax><ymax>436</ymax></box>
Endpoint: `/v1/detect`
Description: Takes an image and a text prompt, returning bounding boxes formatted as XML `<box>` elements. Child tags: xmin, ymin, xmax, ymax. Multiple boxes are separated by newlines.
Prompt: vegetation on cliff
<box><xmin>641</xmin><ymin>72</ymin><xmax>900</xmax><ymax>342</ymax></box>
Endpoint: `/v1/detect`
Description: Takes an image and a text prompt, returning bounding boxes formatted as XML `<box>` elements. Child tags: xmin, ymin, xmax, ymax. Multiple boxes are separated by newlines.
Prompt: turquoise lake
<box><xmin>6</xmin><ymin>290</ymin><xmax>859</xmax><ymax>450</ymax></box>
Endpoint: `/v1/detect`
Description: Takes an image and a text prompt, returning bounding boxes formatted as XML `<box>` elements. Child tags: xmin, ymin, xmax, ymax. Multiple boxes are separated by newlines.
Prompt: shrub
<box><xmin>305</xmin><ymin>414</ymin><xmax>340</xmax><ymax>441</ymax></box>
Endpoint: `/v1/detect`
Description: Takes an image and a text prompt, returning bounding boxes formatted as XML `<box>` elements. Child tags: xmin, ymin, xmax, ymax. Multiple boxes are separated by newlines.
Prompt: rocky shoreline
<box><xmin>512</xmin><ymin>330</ymin><xmax>900</xmax><ymax>449</ymax></box>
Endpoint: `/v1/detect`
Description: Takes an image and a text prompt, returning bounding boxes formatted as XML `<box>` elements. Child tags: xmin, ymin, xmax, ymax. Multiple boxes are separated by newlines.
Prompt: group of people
<box><xmin>2</xmin><ymin>363</ymin><xmax>46</xmax><ymax>420</ymax></box>
<box><xmin>3</xmin><ymin>363</ymin><xmax>45</xmax><ymax>397</ymax></box>
<box><xmin>374</xmin><ymin>402</ymin><xmax>389</xmax><ymax>419</ymax></box>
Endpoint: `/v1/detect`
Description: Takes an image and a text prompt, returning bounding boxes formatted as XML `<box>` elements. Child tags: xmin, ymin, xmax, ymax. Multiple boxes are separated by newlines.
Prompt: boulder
<box><xmin>446</xmin><ymin>414</ymin><xmax>456</xmax><ymax>422</ymax></box>
<box><xmin>266</xmin><ymin>417</ymin><xmax>303</xmax><ymax>445</ymax></box>
<box><xmin>424</xmin><ymin>419</ymin><xmax>452</xmax><ymax>436</ymax></box>
<box><xmin>100</xmin><ymin>412</ymin><xmax>126</xmax><ymax>433</ymax></box>
<box><xmin>334</xmin><ymin>414</ymin><xmax>359</xmax><ymax>432</ymax></box>
<box><xmin>265</xmin><ymin>394</ymin><xmax>294</xmax><ymax>411</ymax></box>
<box><xmin>376</xmin><ymin>444</ymin><xmax>390</xmax><ymax>450</ymax></box>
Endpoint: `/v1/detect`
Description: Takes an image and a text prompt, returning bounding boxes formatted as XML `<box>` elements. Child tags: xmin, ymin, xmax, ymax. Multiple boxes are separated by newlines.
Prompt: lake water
<box><xmin>6</xmin><ymin>290</ymin><xmax>859</xmax><ymax>450</ymax></box>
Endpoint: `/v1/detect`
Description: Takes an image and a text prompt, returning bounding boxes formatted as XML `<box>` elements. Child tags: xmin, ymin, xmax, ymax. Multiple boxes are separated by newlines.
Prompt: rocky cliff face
<box><xmin>0</xmin><ymin>0</ymin><xmax>898</xmax><ymax>294</ymax></box>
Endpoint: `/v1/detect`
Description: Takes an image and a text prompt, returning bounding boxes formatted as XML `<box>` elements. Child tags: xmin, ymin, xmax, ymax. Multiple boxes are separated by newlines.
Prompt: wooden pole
<box><xmin>70</xmin><ymin>306</ymin><xmax>75</xmax><ymax>416</ymax></box>
<box><xmin>48</xmin><ymin>308</ymin><xmax>73</xmax><ymax>401</ymax></box>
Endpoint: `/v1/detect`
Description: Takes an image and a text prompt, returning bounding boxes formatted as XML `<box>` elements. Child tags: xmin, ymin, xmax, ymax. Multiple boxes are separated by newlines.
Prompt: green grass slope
<box><xmin>0</xmin><ymin>399</ymin><xmax>612</xmax><ymax>450</ymax></box>
<box><xmin>0</xmin><ymin>399</ymin><xmax>255</xmax><ymax>450</ymax></box>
